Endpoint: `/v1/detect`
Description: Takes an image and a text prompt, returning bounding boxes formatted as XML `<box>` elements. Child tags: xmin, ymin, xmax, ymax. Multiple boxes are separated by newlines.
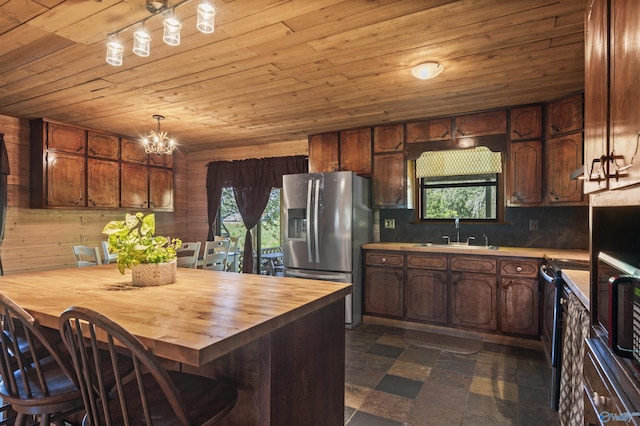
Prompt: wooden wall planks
<box><xmin>0</xmin><ymin>114</ymin><xmax>307</xmax><ymax>275</ymax></box>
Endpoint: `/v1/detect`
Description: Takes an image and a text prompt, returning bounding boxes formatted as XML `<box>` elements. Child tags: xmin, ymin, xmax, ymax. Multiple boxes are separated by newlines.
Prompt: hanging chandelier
<box><xmin>105</xmin><ymin>0</ymin><xmax>216</xmax><ymax>66</ymax></box>
<box><xmin>141</xmin><ymin>115</ymin><xmax>176</xmax><ymax>155</ymax></box>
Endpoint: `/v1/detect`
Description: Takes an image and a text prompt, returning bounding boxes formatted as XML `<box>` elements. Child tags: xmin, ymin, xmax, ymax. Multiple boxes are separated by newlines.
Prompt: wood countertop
<box><xmin>363</xmin><ymin>242</ymin><xmax>589</xmax><ymax>261</ymax></box>
<box><xmin>0</xmin><ymin>265</ymin><xmax>351</xmax><ymax>367</ymax></box>
<box><xmin>562</xmin><ymin>269</ymin><xmax>591</xmax><ymax>309</ymax></box>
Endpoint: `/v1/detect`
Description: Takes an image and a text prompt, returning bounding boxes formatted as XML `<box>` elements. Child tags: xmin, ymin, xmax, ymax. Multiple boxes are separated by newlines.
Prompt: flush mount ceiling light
<box><xmin>410</xmin><ymin>62</ymin><xmax>444</xmax><ymax>80</ymax></box>
<box><xmin>105</xmin><ymin>0</ymin><xmax>216</xmax><ymax>66</ymax></box>
<box><xmin>141</xmin><ymin>115</ymin><xmax>176</xmax><ymax>155</ymax></box>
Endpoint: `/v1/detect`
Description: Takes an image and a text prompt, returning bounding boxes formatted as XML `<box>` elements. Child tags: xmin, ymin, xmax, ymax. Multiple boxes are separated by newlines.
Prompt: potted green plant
<box><xmin>102</xmin><ymin>212</ymin><xmax>182</xmax><ymax>286</ymax></box>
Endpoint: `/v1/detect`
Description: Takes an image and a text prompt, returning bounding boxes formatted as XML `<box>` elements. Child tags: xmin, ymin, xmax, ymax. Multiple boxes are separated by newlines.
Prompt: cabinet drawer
<box><xmin>583</xmin><ymin>341</ymin><xmax>624</xmax><ymax>419</ymax></box>
<box><xmin>365</xmin><ymin>251</ymin><xmax>404</xmax><ymax>267</ymax></box>
<box><xmin>499</xmin><ymin>258</ymin><xmax>539</xmax><ymax>277</ymax></box>
<box><xmin>450</xmin><ymin>256</ymin><xmax>496</xmax><ymax>274</ymax></box>
<box><xmin>407</xmin><ymin>254</ymin><xmax>447</xmax><ymax>270</ymax></box>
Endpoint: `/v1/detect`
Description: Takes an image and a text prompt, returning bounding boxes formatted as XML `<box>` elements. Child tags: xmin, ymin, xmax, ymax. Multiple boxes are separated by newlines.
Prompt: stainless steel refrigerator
<box><xmin>282</xmin><ymin>171</ymin><xmax>372</xmax><ymax>328</ymax></box>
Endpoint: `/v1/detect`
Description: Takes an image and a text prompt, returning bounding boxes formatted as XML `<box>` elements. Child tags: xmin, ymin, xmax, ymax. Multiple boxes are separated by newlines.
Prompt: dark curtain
<box><xmin>205</xmin><ymin>156</ymin><xmax>307</xmax><ymax>273</ymax></box>
<box><xmin>0</xmin><ymin>134</ymin><xmax>9</xmax><ymax>276</ymax></box>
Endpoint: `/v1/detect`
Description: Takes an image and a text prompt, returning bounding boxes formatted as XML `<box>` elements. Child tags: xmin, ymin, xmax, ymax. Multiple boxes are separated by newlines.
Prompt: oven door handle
<box><xmin>539</xmin><ymin>264</ymin><xmax>556</xmax><ymax>284</ymax></box>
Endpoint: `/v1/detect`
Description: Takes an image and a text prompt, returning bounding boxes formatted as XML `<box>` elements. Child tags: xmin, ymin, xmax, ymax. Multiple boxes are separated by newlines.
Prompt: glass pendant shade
<box><xmin>132</xmin><ymin>25</ymin><xmax>152</xmax><ymax>57</ymax></box>
<box><xmin>196</xmin><ymin>0</ymin><xmax>216</xmax><ymax>33</ymax></box>
<box><xmin>163</xmin><ymin>13</ymin><xmax>182</xmax><ymax>46</ymax></box>
<box><xmin>106</xmin><ymin>35</ymin><xmax>124</xmax><ymax>66</ymax></box>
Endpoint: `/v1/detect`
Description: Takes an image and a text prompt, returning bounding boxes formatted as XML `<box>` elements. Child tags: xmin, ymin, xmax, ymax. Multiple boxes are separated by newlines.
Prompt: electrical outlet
<box><xmin>529</xmin><ymin>219</ymin><xmax>538</xmax><ymax>231</ymax></box>
<box><xmin>384</xmin><ymin>219</ymin><xmax>395</xmax><ymax>229</ymax></box>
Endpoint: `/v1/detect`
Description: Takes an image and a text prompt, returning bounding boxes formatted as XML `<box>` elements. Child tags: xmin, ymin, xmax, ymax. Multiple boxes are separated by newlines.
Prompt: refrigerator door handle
<box><xmin>306</xmin><ymin>179</ymin><xmax>313</xmax><ymax>262</ymax></box>
<box><xmin>285</xmin><ymin>269</ymin><xmax>350</xmax><ymax>282</ymax></box>
<box><xmin>313</xmin><ymin>178</ymin><xmax>321</xmax><ymax>263</ymax></box>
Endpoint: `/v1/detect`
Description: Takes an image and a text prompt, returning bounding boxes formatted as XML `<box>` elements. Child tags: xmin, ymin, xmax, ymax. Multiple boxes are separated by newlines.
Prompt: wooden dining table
<box><xmin>0</xmin><ymin>264</ymin><xmax>351</xmax><ymax>425</ymax></box>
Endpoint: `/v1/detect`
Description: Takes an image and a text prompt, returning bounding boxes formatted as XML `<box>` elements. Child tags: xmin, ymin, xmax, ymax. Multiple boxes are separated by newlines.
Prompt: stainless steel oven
<box><xmin>539</xmin><ymin>256</ymin><xmax>590</xmax><ymax>411</ymax></box>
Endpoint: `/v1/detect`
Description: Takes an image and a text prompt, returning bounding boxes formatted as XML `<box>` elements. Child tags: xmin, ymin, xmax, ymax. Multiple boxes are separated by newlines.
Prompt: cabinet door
<box><xmin>149</xmin><ymin>167</ymin><xmax>174</xmax><ymax>211</ymax></box>
<box><xmin>405</xmin><ymin>269</ymin><xmax>447</xmax><ymax>324</ymax></box>
<box><xmin>121</xmin><ymin>138</ymin><xmax>149</xmax><ymax>165</ymax></box>
<box><xmin>87</xmin><ymin>159</ymin><xmax>119</xmax><ymax>208</ymax></box>
<box><xmin>547</xmin><ymin>94</ymin><xmax>583</xmax><ymax>136</ymax></box>
<box><xmin>47</xmin><ymin>122</ymin><xmax>85</xmax><ymax>154</ymax></box>
<box><xmin>372</xmin><ymin>153</ymin><xmax>406</xmax><ymax>208</ymax></box>
<box><xmin>87</xmin><ymin>131</ymin><xmax>119</xmax><ymax>160</ymax></box>
<box><xmin>339</xmin><ymin>128</ymin><xmax>371</xmax><ymax>176</ymax></box>
<box><xmin>364</xmin><ymin>266</ymin><xmax>404</xmax><ymax>318</ymax></box>
<box><xmin>546</xmin><ymin>133</ymin><xmax>585</xmax><ymax>204</ymax></box>
<box><xmin>609</xmin><ymin>0</ymin><xmax>640</xmax><ymax>189</ymax></box>
<box><xmin>499</xmin><ymin>277</ymin><xmax>539</xmax><ymax>336</ymax></box>
<box><xmin>406</xmin><ymin>118</ymin><xmax>453</xmax><ymax>143</ymax></box>
<box><xmin>455</xmin><ymin>110</ymin><xmax>507</xmax><ymax>138</ymax></box>
<box><xmin>150</xmin><ymin>153</ymin><xmax>173</xmax><ymax>168</ymax></box>
<box><xmin>46</xmin><ymin>152</ymin><xmax>85</xmax><ymax>207</ymax></box>
<box><xmin>121</xmin><ymin>163</ymin><xmax>149</xmax><ymax>209</ymax></box>
<box><xmin>308</xmin><ymin>133</ymin><xmax>339</xmax><ymax>173</ymax></box>
<box><xmin>510</xmin><ymin>105</ymin><xmax>542</xmax><ymax>140</ymax></box>
<box><xmin>450</xmin><ymin>272</ymin><xmax>497</xmax><ymax>331</ymax></box>
<box><xmin>373</xmin><ymin>124</ymin><xmax>404</xmax><ymax>153</ymax></box>
<box><xmin>507</xmin><ymin>140</ymin><xmax>543</xmax><ymax>206</ymax></box>
<box><xmin>584</xmin><ymin>0</ymin><xmax>609</xmax><ymax>194</ymax></box>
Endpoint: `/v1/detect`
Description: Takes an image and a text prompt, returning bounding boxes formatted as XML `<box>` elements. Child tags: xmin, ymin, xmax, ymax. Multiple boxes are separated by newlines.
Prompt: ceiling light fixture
<box><xmin>105</xmin><ymin>34</ymin><xmax>124</xmax><ymax>66</ymax></box>
<box><xmin>196</xmin><ymin>0</ymin><xmax>216</xmax><ymax>34</ymax></box>
<box><xmin>132</xmin><ymin>23</ymin><xmax>152</xmax><ymax>57</ymax></box>
<box><xmin>141</xmin><ymin>115</ymin><xmax>176</xmax><ymax>155</ymax></box>
<box><xmin>105</xmin><ymin>0</ymin><xmax>216</xmax><ymax>66</ymax></box>
<box><xmin>410</xmin><ymin>62</ymin><xmax>444</xmax><ymax>80</ymax></box>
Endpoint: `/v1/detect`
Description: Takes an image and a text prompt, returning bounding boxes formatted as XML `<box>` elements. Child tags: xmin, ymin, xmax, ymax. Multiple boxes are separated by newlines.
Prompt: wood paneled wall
<box><xmin>0</xmin><ymin>113</ymin><xmax>307</xmax><ymax>275</ymax></box>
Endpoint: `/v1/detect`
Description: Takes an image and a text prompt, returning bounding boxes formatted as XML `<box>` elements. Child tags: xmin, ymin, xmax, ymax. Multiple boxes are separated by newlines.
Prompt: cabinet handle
<box><xmin>381</xmin><ymin>257</ymin><xmax>387</xmax><ymax>263</ymax></box>
<box><xmin>593</xmin><ymin>392</ymin><xmax>608</xmax><ymax>408</ymax></box>
<box><xmin>439</xmin><ymin>130</ymin><xmax>450</xmax><ymax>139</ymax></box>
<box><xmin>504</xmin><ymin>279</ymin><xmax>514</xmax><ymax>289</ymax></box>
<box><xmin>516</xmin><ymin>266</ymin><xmax>523</xmax><ymax>272</ymax></box>
<box><xmin>513</xmin><ymin>128</ymin><xmax>523</xmax><ymax>137</ymax></box>
<box><xmin>551</xmin><ymin>124</ymin><xmax>560</xmax><ymax>132</ymax></box>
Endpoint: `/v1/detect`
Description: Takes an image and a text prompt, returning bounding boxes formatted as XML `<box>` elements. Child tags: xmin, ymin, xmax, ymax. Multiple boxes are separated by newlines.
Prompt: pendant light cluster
<box><xmin>106</xmin><ymin>0</ymin><xmax>216</xmax><ymax>66</ymax></box>
<box><xmin>142</xmin><ymin>115</ymin><xmax>176</xmax><ymax>155</ymax></box>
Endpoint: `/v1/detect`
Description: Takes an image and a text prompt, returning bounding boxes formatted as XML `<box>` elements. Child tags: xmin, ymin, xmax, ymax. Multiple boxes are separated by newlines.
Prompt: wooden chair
<box><xmin>0</xmin><ymin>294</ymin><xmax>84</xmax><ymax>425</ymax></box>
<box><xmin>175</xmin><ymin>242</ymin><xmax>201</xmax><ymax>269</ymax></box>
<box><xmin>203</xmin><ymin>240</ymin><xmax>230</xmax><ymax>271</ymax></box>
<box><xmin>101</xmin><ymin>241</ymin><xmax>118</xmax><ymax>264</ymax></box>
<box><xmin>72</xmin><ymin>245</ymin><xmax>102</xmax><ymax>267</ymax></box>
<box><xmin>59</xmin><ymin>306</ymin><xmax>238</xmax><ymax>426</ymax></box>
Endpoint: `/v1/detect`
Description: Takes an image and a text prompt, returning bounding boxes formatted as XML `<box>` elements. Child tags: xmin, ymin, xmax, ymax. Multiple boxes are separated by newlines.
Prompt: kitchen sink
<box><xmin>414</xmin><ymin>243</ymin><xmax>499</xmax><ymax>250</ymax></box>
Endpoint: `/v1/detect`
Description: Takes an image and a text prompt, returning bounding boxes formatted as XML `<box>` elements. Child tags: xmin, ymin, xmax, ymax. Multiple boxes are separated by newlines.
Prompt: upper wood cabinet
<box><xmin>584</xmin><ymin>0</ymin><xmax>609</xmax><ymax>194</ymax></box>
<box><xmin>507</xmin><ymin>140</ymin><xmax>543</xmax><ymax>206</ymax></box>
<box><xmin>607</xmin><ymin>0</ymin><xmax>640</xmax><ymax>190</ymax></box>
<box><xmin>88</xmin><ymin>131</ymin><xmax>119</xmax><ymax>160</ymax></box>
<box><xmin>455</xmin><ymin>110</ymin><xmax>507</xmax><ymax>138</ymax></box>
<box><xmin>406</xmin><ymin>118</ymin><xmax>453</xmax><ymax>143</ymax></box>
<box><xmin>547</xmin><ymin>93</ymin><xmax>583</xmax><ymax>137</ymax></box>
<box><xmin>308</xmin><ymin>133</ymin><xmax>339</xmax><ymax>173</ymax></box>
<box><xmin>339</xmin><ymin>128</ymin><xmax>371</xmax><ymax>176</ymax></box>
<box><xmin>30</xmin><ymin>119</ymin><xmax>173</xmax><ymax>211</ymax></box>
<box><xmin>373</xmin><ymin>124</ymin><xmax>404</xmax><ymax>153</ymax></box>
<box><xmin>87</xmin><ymin>159</ymin><xmax>119</xmax><ymax>208</ymax></box>
<box><xmin>510</xmin><ymin>105</ymin><xmax>542</xmax><ymax>140</ymax></box>
<box><xmin>546</xmin><ymin>133</ymin><xmax>585</xmax><ymax>204</ymax></box>
<box><xmin>45</xmin><ymin>152</ymin><xmax>85</xmax><ymax>207</ymax></box>
<box><xmin>372</xmin><ymin>153</ymin><xmax>406</xmax><ymax>208</ymax></box>
<box><xmin>46</xmin><ymin>122</ymin><xmax>85</xmax><ymax>154</ymax></box>
<box><xmin>122</xmin><ymin>137</ymin><xmax>149</xmax><ymax>165</ymax></box>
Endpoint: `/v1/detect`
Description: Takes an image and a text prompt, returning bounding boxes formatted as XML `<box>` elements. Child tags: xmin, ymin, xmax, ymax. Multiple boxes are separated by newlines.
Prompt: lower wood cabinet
<box><xmin>405</xmin><ymin>254</ymin><xmax>448</xmax><ymax>324</ymax></box>
<box><xmin>364</xmin><ymin>250</ymin><xmax>541</xmax><ymax>337</ymax></box>
<box><xmin>450</xmin><ymin>272</ymin><xmax>497</xmax><ymax>331</ymax></box>
<box><xmin>364</xmin><ymin>251</ymin><xmax>404</xmax><ymax>318</ymax></box>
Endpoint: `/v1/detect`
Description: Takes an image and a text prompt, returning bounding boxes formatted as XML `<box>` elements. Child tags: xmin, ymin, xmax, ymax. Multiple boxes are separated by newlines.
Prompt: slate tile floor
<box><xmin>344</xmin><ymin>323</ymin><xmax>560</xmax><ymax>426</ymax></box>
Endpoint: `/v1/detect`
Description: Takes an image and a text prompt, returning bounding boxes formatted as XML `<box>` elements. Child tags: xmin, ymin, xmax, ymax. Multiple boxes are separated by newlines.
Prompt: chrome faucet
<box><xmin>454</xmin><ymin>217</ymin><xmax>460</xmax><ymax>243</ymax></box>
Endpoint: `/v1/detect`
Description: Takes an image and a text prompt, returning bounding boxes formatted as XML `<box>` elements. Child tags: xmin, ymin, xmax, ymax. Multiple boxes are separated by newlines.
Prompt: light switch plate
<box><xmin>529</xmin><ymin>219</ymin><xmax>538</xmax><ymax>231</ymax></box>
<box><xmin>384</xmin><ymin>219</ymin><xmax>395</xmax><ymax>229</ymax></box>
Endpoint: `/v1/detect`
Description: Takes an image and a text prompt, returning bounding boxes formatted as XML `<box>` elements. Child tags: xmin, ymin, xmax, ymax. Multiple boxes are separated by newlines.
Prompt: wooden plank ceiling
<box><xmin>0</xmin><ymin>0</ymin><xmax>586</xmax><ymax>152</ymax></box>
